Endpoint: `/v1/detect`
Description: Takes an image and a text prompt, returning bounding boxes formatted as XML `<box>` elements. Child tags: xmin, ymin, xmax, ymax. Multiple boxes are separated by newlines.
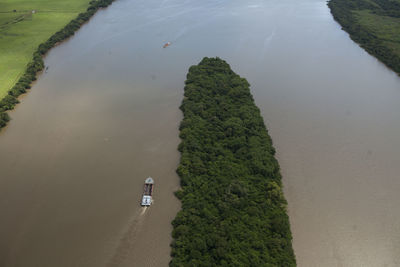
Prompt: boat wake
<box><xmin>140</xmin><ymin>206</ymin><xmax>148</xmax><ymax>215</ymax></box>
<box><xmin>106</xmin><ymin>207</ymin><xmax>148</xmax><ymax>267</ymax></box>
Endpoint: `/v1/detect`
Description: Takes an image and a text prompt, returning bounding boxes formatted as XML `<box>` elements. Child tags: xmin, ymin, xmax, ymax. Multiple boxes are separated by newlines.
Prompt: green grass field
<box><xmin>0</xmin><ymin>0</ymin><xmax>91</xmax><ymax>98</ymax></box>
<box><xmin>328</xmin><ymin>0</ymin><xmax>400</xmax><ymax>75</ymax></box>
<box><xmin>354</xmin><ymin>10</ymin><xmax>400</xmax><ymax>56</ymax></box>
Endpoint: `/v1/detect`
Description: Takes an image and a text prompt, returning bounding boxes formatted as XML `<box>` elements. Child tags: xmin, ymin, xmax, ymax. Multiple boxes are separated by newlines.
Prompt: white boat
<box><xmin>141</xmin><ymin>177</ymin><xmax>154</xmax><ymax>206</ymax></box>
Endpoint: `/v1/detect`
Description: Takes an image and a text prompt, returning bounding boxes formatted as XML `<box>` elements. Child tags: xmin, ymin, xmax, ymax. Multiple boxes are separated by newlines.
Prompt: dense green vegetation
<box><xmin>0</xmin><ymin>0</ymin><xmax>115</xmax><ymax>131</ymax></box>
<box><xmin>328</xmin><ymin>0</ymin><xmax>400</xmax><ymax>75</ymax></box>
<box><xmin>170</xmin><ymin>57</ymin><xmax>296</xmax><ymax>266</ymax></box>
<box><xmin>0</xmin><ymin>0</ymin><xmax>93</xmax><ymax>98</ymax></box>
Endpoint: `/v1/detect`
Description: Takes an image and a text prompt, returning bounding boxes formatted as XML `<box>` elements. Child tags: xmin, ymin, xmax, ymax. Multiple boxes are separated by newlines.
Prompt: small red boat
<box><xmin>163</xmin><ymin>42</ymin><xmax>171</xmax><ymax>48</ymax></box>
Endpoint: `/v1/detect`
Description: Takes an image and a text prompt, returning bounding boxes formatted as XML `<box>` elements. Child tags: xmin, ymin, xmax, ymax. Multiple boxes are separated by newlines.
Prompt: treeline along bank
<box><xmin>328</xmin><ymin>0</ymin><xmax>400</xmax><ymax>75</ymax></box>
<box><xmin>170</xmin><ymin>57</ymin><xmax>296</xmax><ymax>266</ymax></box>
<box><xmin>0</xmin><ymin>0</ymin><xmax>116</xmax><ymax>130</ymax></box>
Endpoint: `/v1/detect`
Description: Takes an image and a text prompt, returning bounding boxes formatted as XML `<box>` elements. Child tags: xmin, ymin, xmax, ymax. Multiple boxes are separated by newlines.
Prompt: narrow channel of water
<box><xmin>1</xmin><ymin>0</ymin><xmax>400</xmax><ymax>266</ymax></box>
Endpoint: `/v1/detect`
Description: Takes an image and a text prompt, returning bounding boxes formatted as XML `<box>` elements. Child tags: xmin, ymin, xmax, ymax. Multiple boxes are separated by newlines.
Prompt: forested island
<box><xmin>170</xmin><ymin>57</ymin><xmax>296</xmax><ymax>266</ymax></box>
<box><xmin>0</xmin><ymin>0</ymin><xmax>116</xmax><ymax>131</ymax></box>
<box><xmin>328</xmin><ymin>0</ymin><xmax>400</xmax><ymax>75</ymax></box>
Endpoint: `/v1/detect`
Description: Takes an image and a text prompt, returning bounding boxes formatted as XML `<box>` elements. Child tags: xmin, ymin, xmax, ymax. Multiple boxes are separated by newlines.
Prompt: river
<box><xmin>1</xmin><ymin>0</ymin><xmax>400</xmax><ymax>266</ymax></box>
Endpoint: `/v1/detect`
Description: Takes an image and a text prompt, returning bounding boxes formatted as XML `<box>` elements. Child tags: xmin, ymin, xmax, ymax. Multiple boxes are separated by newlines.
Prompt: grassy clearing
<box><xmin>0</xmin><ymin>0</ymin><xmax>91</xmax><ymax>98</ymax></box>
<box><xmin>354</xmin><ymin>10</ymin><xmax>400</xmax><ymax>46</ymax></box>
<box><xmin>328</xmin><ymin>0</ymin><xmax>400</xmax><ymax>75</ymax></box>
<box><xmin>0</xmin><ymin>0</ymin><xmax>115</xmax><ymax>130</ymax></box>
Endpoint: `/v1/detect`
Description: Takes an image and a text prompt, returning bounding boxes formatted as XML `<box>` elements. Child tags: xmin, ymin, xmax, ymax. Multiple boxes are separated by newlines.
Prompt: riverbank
<box><xmin>328</xmin><ymin>0</ymin><xmax>400</xmax><ymax>75</ymax></box>
<box><xmin>0</xmin><ymin>0</ymin><xmax>92</xmax><ymax>98</ymax></box>
<box><xmin>171</xmin><ymin>57</ymin><xmax>295</xmax><ymax>266</ymax></box>
<box><xmin>1</xmin><ymin>0</ymin><xmax>399</xmax><ymax>265</ymax></box>
<box><xmin>0</xmin><ymin>0</ymin><xmax>116</xmax><ymax>130</ymax></box>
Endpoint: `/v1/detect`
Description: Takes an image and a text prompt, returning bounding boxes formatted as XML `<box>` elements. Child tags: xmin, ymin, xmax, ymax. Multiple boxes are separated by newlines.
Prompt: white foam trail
<box><xmin>140</xmin><ymin>206</ymin><xmax>147</xmax><ymax>215</ymax></box>
<box><xmin>171</xmin><ymin>26</ymin><xmax>187</xmax><ymax>42</ymax></box>
<box><xmin>107</xmin><ymin>207</ymin><xmax>148</xmax><ymax>267</ymax></box>
<box><xmin>260</xmin><ymin>28</ymin><xmax>276</xmax><ymax>60</ymax></box>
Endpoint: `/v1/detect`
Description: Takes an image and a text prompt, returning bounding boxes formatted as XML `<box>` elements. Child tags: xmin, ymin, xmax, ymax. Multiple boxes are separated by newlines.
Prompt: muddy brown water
<box><xmin>1</xmin><ymin>0</ymin><xmax>400</xmax><ymax>266</ymax></box>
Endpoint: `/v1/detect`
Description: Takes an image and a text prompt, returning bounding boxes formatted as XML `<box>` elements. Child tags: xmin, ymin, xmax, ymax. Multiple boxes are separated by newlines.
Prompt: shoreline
<box><xmin>327</xmin><ymin>0</ymin><xmax>400</xmax><ymax>76</ymax></box>
<box><xmin>0</xmin><ymin>0</ymin><xmax>117</xmax><ymax>131</ymax></box>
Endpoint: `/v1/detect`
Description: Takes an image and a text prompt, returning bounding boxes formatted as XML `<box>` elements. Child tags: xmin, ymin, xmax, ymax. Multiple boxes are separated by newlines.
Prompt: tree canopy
<box><xmin>170</xmin><ymin>57</ymin><xmax>296</xmax><ymax>266</ymax></box>
<box><xmin>328</xmin><ymin>0</ymin><xmax>400</xmax><ymax>75</ymax></box>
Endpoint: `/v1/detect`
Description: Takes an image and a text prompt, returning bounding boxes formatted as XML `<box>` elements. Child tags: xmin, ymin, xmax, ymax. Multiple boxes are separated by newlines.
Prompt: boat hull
<box><xmin>141</xmin><ymin>177</ymin><xmax>154</xmax><ymax>206</ymax></box>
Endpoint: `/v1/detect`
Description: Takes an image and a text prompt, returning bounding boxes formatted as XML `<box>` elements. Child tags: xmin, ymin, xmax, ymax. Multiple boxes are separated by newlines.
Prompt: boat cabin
<box><xmin>141</xmin><ymin>177</ymin><xmax>154</xmax><ymax>206</ymax></box>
